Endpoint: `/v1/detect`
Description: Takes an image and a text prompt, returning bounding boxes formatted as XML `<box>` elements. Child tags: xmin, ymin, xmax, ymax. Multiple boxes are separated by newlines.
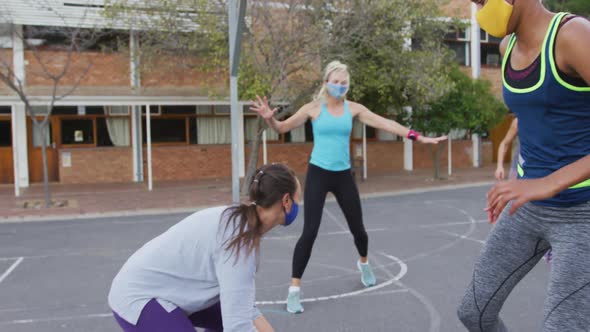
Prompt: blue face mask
<box><xmin>326</xmin><ymin>83</ymin><xmax>348</xmax><ymax>99</ymax></box>
<box><xmin>284</xmin><ymin>200</ymin><xmax>299</xmax><ymax>226</ymax></box>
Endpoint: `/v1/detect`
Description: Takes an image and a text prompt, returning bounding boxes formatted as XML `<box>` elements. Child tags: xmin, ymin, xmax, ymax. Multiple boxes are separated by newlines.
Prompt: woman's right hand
<box><xmin>495</xmin><ymin>166</ymin><xmax>505</xmax><ymax>181</ymax></box>
<box><xmin>250</xmin><ymin>95</ymin><xmax>278</xmax><ymax>120</ymax></box>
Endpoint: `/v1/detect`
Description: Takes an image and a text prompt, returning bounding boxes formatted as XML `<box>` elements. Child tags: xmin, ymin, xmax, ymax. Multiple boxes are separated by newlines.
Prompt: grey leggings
<box><xmin>458</xmin><ymin>201</ymin><xmax>590</xmax><ymax>331</ymax></box>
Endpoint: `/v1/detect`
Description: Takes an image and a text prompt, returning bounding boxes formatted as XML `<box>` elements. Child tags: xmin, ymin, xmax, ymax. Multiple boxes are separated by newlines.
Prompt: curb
<box><xmin>0</xmin><ymin>181</ymin><xmax>493</xmax><ymax>224</ymax></box>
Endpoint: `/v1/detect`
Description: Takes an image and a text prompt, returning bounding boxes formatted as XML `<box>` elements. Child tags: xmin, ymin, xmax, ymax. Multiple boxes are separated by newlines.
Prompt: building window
<box><xmin>52</xmin><ymin>106</ymin><xmax>79</xmax><ymax>115</ymax></box>
<box><xmin>84</xmin><ymin>106</ymin><xmax>106</xmax><ymax>115</ymax></box>
<box><xmin>61</xmin><ymin>119</ymin><xmax>94</xmax><ymax>145</ymax></box>
<box><xmin>143</xmin><ymin>118</ymin><xmax>187</xmax><ymax>143</ymax></box>
<box><xmin>196</xmin><ymin>117</ymin><xmax>231</xmax><ymax>144</ymax></box>
<box><xmin>0</xmin><ymin>120</ymin><xmax>11</xmax><ymax>147</ymax></box>
<box><xmin>482</xmin><ymin>43</ymin><xmax>501</xmax><ymax>67</ymax></box>
<box><xmin>245</xmin><ymin>117</ymin><xmax>279</xmax><ymax>143</ymax></box>
<box><xmin>161</xmin><ymin>105</ymin><xmax>196</xmax><ymax>114</ymax></box>
<box><xmin>283</xmin><ymin>119</ymin><xmax>313</xmax><ymax>143</ymax></box>
<box><xmin>444</xmin><ymin>41</ymin><xmax>468</xmax><ymax>66</ymax></box>
<box><xmin>189</xmin><ymin>120</ymin><xmax>198</xmax><ymax>144</ymax></box>
<box><xmin>96</xmin><ymin>117</ymin><xmax>130</xmax><ymax>147</ymax></box>
<box><xmin>444</xmin><ymin>26</ymin><xmax>469</xmax><ymax>66</ymax></box>
<box><xmin>352</xmin><ymin>119</ymin><xmax>376</xmax><ymax>140</ymax></box>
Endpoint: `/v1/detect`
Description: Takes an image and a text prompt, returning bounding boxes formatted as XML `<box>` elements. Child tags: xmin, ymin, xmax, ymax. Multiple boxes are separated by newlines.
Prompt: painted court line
<box><xmin>255</xmin><ymin>254</ymin><xmax>408</xmax><ymax>306</ymax></box>
<box><xmin>0</xmin><ymin>257</ymin><xmax>409</xmax><ymax>325</ymax></box>
<box><xmin>403</xmin><ymin>202</ymin><xmax>479</xmax><ymax>263</ymax></box>
<box><xmin>0</xmin><ymin>249</ymin><xmax>133</xmax><ymax>262</ymax></box>
<box><xmin>265</xmin><ymin>227</ymin><xmax>389</xmax><ymax>241</ymax></box>
<box><xmin>437</xmin><ymin>230</ymin><xmax>485</xmax><ymax>245</ymax></box>
<box><xmin>0</xmin><ymin>313</ymin><xmax>113</xmax><ymax>326</ymax></box>
<box><xmin>0</xmin><ymin>257</ymin><xmax>23</xmax><ymax>285</ymax></box>
<box><xmin>379</xmin><ymin>253</ymin><xmax>441</xmax><ymax>332</ymax></box>
<box><xmin>358</xmin><ymin>289</ymin><xmax>409</xmax><ymax>297</ymax></box>
<box><xmin>419</xmin><ymin>219</ymin><xmax>488</xmax><ymax>229</ymax></box>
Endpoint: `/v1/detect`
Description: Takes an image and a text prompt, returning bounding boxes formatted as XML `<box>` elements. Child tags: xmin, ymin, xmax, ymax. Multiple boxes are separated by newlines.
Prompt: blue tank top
<box><xmin>309</xmin><ymin>101</ymin><xmax>353</xmax><ymax>171</ymax></box>
<box><xmin>502</xmin><ymin>12</ymin><xmax>590</xmax><ymax>207</ymax></box>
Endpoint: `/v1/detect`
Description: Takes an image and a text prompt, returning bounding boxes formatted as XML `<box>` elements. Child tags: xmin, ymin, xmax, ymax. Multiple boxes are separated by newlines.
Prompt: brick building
<box><xmin>0</xmin><ymin>0</ymin><xmax>500</xmax><ymax>191</ymax></box>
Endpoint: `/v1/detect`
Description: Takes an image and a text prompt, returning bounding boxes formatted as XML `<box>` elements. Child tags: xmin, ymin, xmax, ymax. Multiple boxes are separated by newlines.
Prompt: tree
<box><xmin>412</xmin><ymin>66</ymin><xmax>507</xmax><ymax>179</ymax></box>
<box><xmin>0</xmin><ymin>7</ymin><xmax>100</xmax><ymax>207</ymax></box>
<box><xmin>104</xmin><ymin>0</ymin><xmax>328</xmax><ymax>195</ymax></box>
<box><xmin>313</xmin><ymin>0</ymin><xmax>457</xmax><ymax>179</ymax></box>
<box><xmin>545</xmin><ymin>0</ymin><xmax>590</xmax><ymax>17</ymax></box>
<box><xmin>318</xmin><ymin>0</ymin><xmax>455</xmax><ymax>116</ymax></box>
<box><xmin>237</xmin><ymin>0</ymin><xmax>327</xmax><ymax>194</ymax></box>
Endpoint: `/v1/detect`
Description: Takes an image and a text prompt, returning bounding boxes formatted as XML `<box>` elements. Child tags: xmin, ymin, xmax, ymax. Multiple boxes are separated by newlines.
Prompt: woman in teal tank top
<box><xmin>251</xmin><ymin>60</ymin><xmax>447</xmax><ymax>314</ymax></box>
<box><xmin>459</xmin><ymin>1</ymin><xmax>590</xmax><ymax>331</ymax></box>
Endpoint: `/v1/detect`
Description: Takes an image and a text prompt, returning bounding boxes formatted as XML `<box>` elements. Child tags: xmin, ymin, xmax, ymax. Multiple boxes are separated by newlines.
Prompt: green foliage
<box><xmin>544</xmin><ymin>0</ymin><xmax>590</xmax><ymax>17</ymax></box>
<box><xmin>412</xmin><ymin>66</ymin><xmax>507</xmax><ymax>136</ymax></box>
<box><xmin>318</xmin><ymin>0</ymin><xmax>455</xmax><ymax>117</ymax></box>
<box><xmin>237</xmin><ymin>59</ymin><xmax>272</xmax><ymax>100</ymax></box>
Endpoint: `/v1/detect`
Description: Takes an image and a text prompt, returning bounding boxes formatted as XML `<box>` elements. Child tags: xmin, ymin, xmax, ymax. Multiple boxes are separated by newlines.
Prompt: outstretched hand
<box><xmin>250</xmin><ymin>95</ymin><xmax>278</xmax><ymax>120</ymax></box>
<box><xmin>418</xmin><ymin>135</ymin><xmax>447</xmax><ymax>144</ymax></box>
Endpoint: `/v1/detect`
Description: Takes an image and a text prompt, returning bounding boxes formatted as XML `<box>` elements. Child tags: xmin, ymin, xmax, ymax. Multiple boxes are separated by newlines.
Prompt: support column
<box><xmin>470</xmin><ymin>5</ymin><xmax>482</xmax><ymax>168</ymax></box>
<box><xmin>146</xmin><ymin>105</ymin><xmax>153</xmax><ymax>191</ymax></box>
<box><xmin>404</xmin><ymin>138</ymin><xmax>413</xmax><ymax>171</ymax></box>
<box><xmin>12</xmin><ymin>104</ymin><xmax>28</xmax><ymax>193</ymax></box>
<box><xmin>472</xmin><ymin>133</ymin><xmax>482</xmax><ymax>168</ymax></box>
<box><xmin>131</xmin><ymin>107</ymin><xmax>143</xmax><ymax>182</ymax></box>
<box><xmin>11</xmin><ymin>25</ymin><xmax>29</xmax><ymax>195</ymax></box>
<box><xmin>130</xmin><ymin>30</ymin><xmax>144</xmax><ymax>182</ymax></box>
<box><xmin>403</xmin><ymin>106</ymin><xmax>413</xmax><ymax>171</ymax></box>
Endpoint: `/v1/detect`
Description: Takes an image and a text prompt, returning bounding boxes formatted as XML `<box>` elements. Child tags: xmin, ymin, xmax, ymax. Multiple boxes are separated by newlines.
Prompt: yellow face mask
<box><xmin>476</xmin><ymin>0</ymin><xmax>514</xmax><ymax>38</ymax></box>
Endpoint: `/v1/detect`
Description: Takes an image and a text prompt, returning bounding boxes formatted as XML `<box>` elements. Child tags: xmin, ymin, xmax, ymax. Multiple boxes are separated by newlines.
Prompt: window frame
<box><xmin>57</xmin><ymin>113</ymin><xmax>132</xmax><ymax>148</ymax></box>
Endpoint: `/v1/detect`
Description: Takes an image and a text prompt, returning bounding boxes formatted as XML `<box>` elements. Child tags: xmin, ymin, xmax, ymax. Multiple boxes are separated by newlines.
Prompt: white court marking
<box><xmin>0</xmin><ymin>195</ymin><xmax>488</xmax><ymax>327</ymax></box>
<box><xmin>0</xmin><ymin>257</ymin><xmax>23</xmax><ymax>285</ymax></box>
<box><xmin>265</xmin><ymin>227</ymin><xmax>389</xmax><ymax>240</ymax></box>
<box><xmin>255</xmin><ymin>254</ymin><xmax>408</xmax><ymax>305</ymax></box>
<box><xmin>0</xmin><ymin>255</ymin><xmax>408</xmax><ymax>325</ymax></box>
<box><xmin>0</xmin><ymin>313</ymin><xmax>113</xmax><ymax>326</ymax></box>
<box><xmin>419</xmin><ymin>219</ymin><xmax>488</xmax><ymax>228</ymax></box>
<box><xmin>358</xmin><ymin>289</ymin><xmax>409</xmax><ymax>297</ymax></box>
<box><xmin>379</xmin><ymin>253</ymin><xmax>442</xmax><ymax>332</ymax></box>
<box><xmin>437</xmin><ymin>230</ymin><xmax>486</xmax><ymax>244</ymax></box>
<box><xmin>403</xmin><ymin>202</ymin><xmax>480</xmax><ymax>262</ymax></box>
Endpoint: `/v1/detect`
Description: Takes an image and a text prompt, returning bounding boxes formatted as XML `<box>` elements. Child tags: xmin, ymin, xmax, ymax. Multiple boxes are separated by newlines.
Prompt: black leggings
<box><xmin>291</xmin><ymin>163</ymin><xmax>368</xmax><ymax>279</ymax></box>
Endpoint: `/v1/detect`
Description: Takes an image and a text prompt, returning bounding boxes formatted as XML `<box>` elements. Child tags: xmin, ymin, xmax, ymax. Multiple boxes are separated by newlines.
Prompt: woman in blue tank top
<box><xmin>251</xmin><ymin>60</ymin><xmax>447</xmax><ymax>314</ymax></box>
<box><xmin>459</xmin><ymin>1</ymin><xmax>590</xmax><ymax>331</ymax></box>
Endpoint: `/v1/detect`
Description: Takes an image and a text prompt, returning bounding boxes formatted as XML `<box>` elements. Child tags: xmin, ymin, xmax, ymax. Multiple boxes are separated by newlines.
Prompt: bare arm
<box><xmin>250</xmin><ymin>95</ymin><xmax>310</xmax><ymax>134</ymax></box>
<box><xmin>254</xmin><ymin>315</ymin><xmax>274</xmax><ymax>332</ymax></box>
<box><xmin>352</xmin><ymin>102</ymin><xmax>447</xmax><ymax>144</ymax></box>
<box><xmin>495</xmin><ymin>118</ymin><xmax>518</xmax><ymax>180</ymax></box>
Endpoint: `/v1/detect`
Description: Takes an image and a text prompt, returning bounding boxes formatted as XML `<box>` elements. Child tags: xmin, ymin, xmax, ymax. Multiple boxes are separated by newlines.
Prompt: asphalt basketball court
<box><xmin>0</xmin><ymin>185</ymin><xmax>549</xmax><ymax>331</ymax></box>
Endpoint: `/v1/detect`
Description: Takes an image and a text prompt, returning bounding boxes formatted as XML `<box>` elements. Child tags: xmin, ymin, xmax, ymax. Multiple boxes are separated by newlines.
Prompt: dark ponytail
<box><xmin>222</xmin><ymin>163</ymin><xmax>297</xmax><ymax>262</ymax></box>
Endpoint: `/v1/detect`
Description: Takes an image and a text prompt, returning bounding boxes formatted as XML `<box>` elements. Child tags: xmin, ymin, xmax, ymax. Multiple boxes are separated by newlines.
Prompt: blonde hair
<box><xmin>314</xmin><ymin>60</ymin><xmax>351</xmax><ymax>101</ymax></box>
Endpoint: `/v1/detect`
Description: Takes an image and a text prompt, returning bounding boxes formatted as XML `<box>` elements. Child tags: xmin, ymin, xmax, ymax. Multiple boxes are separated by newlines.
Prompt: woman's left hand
<box><xmin>485</xmin><ymin>177</ymin><xmax>559</xmax><ymax>223</ymax></box>
<box><xmin>417</xmin><ymin>135</ymin><xmax>448</xmax><ymax>144</ymax></box>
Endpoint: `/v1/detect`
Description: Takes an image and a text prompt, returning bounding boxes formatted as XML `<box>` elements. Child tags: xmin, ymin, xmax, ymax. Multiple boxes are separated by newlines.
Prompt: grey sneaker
<box><xmin>286</xmin><ymin>289</ymin><xmax>304</xmax><ymax>314</ymax></box>
<box><xmin>357</xmin><ymin>260</ymin><xmax>376</xmax><ymax>287</ymax></box>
